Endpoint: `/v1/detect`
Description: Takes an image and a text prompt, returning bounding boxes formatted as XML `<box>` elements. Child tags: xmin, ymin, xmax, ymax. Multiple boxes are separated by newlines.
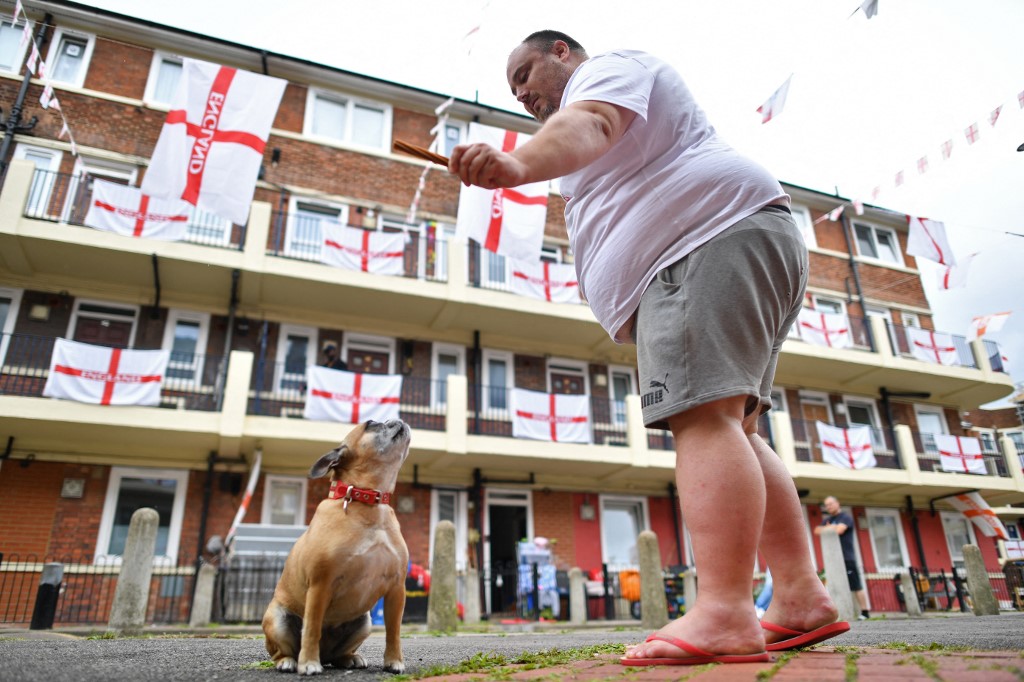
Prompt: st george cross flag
<box><xmin>512</xmin><ymin>388</ymin><xmax>591</xmax><ymax>444</ymax></box>
<box><xmin>304</xmin><ymin>366</ymin><xmax>402</xmax><ymax>424</ymax></box>
<box><xmin>84</xmin><ymin>179</ymin><xmax>190</xmax><ymax>241</ymax></box>
<box><xmin>1006</xmin><ymin>540</ymin><xmax>1024</xmax><ymax>560</ymax></box>
<box><xmin>934</xmin><ymin>434</ymin><xmax>985</xmax><ymax>474</ymax></box>
<box><xmin>948</xmin><ymin>492</ymin><xmax>1009</xmax><ymax>540</ymax></box>
<box><xmin>454</xmin><ymin>122</ymin><xmax>548</xmax><ymax>261</ymax></box>
<box><xmin>969</xmin><ymin>311</ymin><xmax>1011</xmax><ymax>339</ymax></box>
<box><xmin>141</xmin><ymin>58</ymin><xmax>286</xmax><ymax>225</ymax></box>
<box><xmin>756</xmin><ymin>74</ymin><xmax>793</xmax><ymax>124</ymax></box>
<box><xmin>43</xmin><ymin>338</ymin><xmax>169</xmax><ymax>406</ymax></box>
<box><xmin>816</xmin><ymin>421</ymin><xmax>876</xmax><ymax>469</ymax></box>
<box><xmin>797</xmin><ymin>308</ymin><xmax>853</xmax><ymax>349</ymax></box>
<box><xmin>321</xmin><ymin>223</ymin><xmax>406</xmax><ymax>276</ymax></box>
<box><xmin>937</xmin><ymin>253</ymin><xmax>976</xmax><ymax>290</ymax></box>
<box><xmin>906</xmin><ymin>216</ymin><xmax>956</xmax><ymax>266</ymax></box>
<box><xmin>906</xmin><ymin>327</ymin><xmax>961</xmax><ymax>366</ymax></box>
<box><xmin>510</xmin><ymin>258</ymin><xmax>581</xmax><ymax>304</ymax></box>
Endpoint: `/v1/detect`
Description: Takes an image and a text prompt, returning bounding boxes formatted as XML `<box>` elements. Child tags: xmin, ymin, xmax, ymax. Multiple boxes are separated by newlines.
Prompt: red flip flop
<box><xmin>620</xmin><ymin>633</ymin><xmax>770</xmax><ymax>666</ymax></box>
<box><xmin>762</xmin><ymin>620</ymin><xmax>851</xmax><ymax>651</ymax></box>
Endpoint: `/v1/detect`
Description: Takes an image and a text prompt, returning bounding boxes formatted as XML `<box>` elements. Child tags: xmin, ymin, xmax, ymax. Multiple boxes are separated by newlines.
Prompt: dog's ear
<box><xmin>309</xmin><ymin>444</ymin><xmax>347</xmax><ymax>479</ymax></box>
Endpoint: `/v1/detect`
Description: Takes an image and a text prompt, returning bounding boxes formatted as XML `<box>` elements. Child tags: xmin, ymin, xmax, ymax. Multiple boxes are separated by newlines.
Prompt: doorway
<box><xmin>484</xmin><ymin>488</ymin><xmax>532</xmax><ymax>617</ymax></box>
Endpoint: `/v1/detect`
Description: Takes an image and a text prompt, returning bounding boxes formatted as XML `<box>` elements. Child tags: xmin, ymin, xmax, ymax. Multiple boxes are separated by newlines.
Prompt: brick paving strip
<box><xmin>406</xmin><ymin>646</ymin><xmax>1024</xmax><ymax>681</ymax></box>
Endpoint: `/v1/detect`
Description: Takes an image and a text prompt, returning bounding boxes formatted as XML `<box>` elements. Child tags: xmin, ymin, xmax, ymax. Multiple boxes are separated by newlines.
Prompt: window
<box><xmin>853</xmin><ymin>222</ymin><xmax>903</xmax><ymax>265</ymax></box>
<box><xmin>442</xmin><ymin>122</ymin><xmax>467</xmax><ymax>157</ymax></box>
<box><xmin>305</xmin><ymin>89</ymin><xmax>391</xmax><ymax>149</ymax></box>
<box><xmin>15</xmin><ymin>144</ymin><xmax>62</xmax><ymax>217</ymax></box>
<box><xmin>68</xmin><ymin>300</ymin><xmax>138</xmax><ymax>348</ymax></box>
<box><xmin>430</xmin><ymin>488</ymin><xmax>469</xmax><ymax>571</ymax></box>
<box><xmin>286</xmin><ymin>199</ymin><xmax>347</xmax><ymax>260</ymax></box>
<box><xmin>342</xmin><ymin>334</ymin><xmax>395</xmax><ymax>375</ymax></box>
<box><xmin>95</xmin><ymin>467</ymin><xmax>189</xmax><ymax>564</ymax></box>
<box><xmin>865</xmin><ymin>509</ymin><xmax>909</xmax><ymax>570</ymax></box>
<box><xmin>977</xmin><ymin>430</ymin><xmax>997</xmax><ymax>454</ymax></box>
<box><xmin>939</xmin><ymin>511</ymin><xmax>976</xmax><ymax>569</ymax></box>
<box><xmin>608</xmin><ymin>366</ymin><xmax>635</xmax><ymax>425</ymax></box>
<box><xmin>144</xmin><ymin>52</ymin><xmax>183</xmax><ymax>105</ymax></box>
<box><xmin>791</xmin><ymin>205</ymin><xmax>815</xmax><ymax>248</ymax></box>
<box><xmin>547</xmin><ymin>358</ymin><xmax>588</xmax><ymax>395</ymax></box>
<box><xmin>262</xmin><ymin>475</ymin><xmax>307</xmax><ymax>526</ymax></box>
<box><xmin>0</xmin><ymin>14</ymin><xmax>30</xmax><ymax>73</ymax></box>
<box><xmin>482</xmin><ymin>349</ymin><xmax>512</xmax><ymax>414</ymax></box>
<box><xmin>600</xmin><ymin>495</ymin><xmax>649</xmax><ymax>568</ymax></box>
<box><xmin>275</xmin><ymin>324</ymin><xmax>317</xmax><ymax>393</ymax></box>
<box><xmin>844</xmin><ymin>397</ymin><xmax>885</xmax><ymax>450</ymax></box>
<box><xmin>914</xmin><ymin>405</ymin><xmax>948</xmax><ymax>454</ymax></box>
<box><xmin>432</xmin><ymin>343</ymin><xmax>465</xmax><ymax>407</ymax></box>
<box><xmin>903</xmin><ymin>312</ymin><xmax>921</xmax><ymax>328</ymax></box>
<box><xmin>0</xmin><ymin>287</ymin><xmax>23</xmax><ymax>365</ymax></box>
<box><xmin>161</xmin><ymin>310</ymin><xmax>209</xmax><ymax>382</ymax></box>
<box><xmin>811</xmin><ymin>296</ymin><xmax>844</xmax><ymax>315</ymax></box>
<box><xmin>45</xmin><ymin>28</ymin><xmax>95</xmax><ymax>87</ymax></box>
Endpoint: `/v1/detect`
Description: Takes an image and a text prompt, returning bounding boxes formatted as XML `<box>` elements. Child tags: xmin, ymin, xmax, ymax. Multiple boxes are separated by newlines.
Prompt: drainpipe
<box><xmin>906</xmin><ymin>495</ymin><xmax>929</xmax><ymax>575</ymax></box>
<box><xmin>0</xmin><ymin>13</ymin><xmax>49</xmax><ymax>186</ymax></box>
<box><xmin>837</xmin><ymin>207</ymin><xmax>875</xmax><ymax>351</ymax></box>
<box><xmin>215</xmin><ymin>269</ymin><xmax>240</xmax><ymax>411</ymax></box>
<box><xmin>472</xmin><ymin>330</ymin><xmax>481</xmax><ymax>435</ymax></box>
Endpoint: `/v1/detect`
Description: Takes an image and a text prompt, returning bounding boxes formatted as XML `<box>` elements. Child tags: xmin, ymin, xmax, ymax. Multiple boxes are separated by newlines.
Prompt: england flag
<box><xmin>512</xmin><ymin>388</ymin><xmax>591</xmax><ymax>444</ymax></box>
<box><xmin>935</xmin><ymin>434</ymin><xmax>986</xmax><ymax>475</ymax></box>
<box><xmin>797</xmin><ymin>309</ymin><xmax>853</xmax><ymax>349</ymax></box>
<box><xmin>816</xmin><ymin>422</ymin><xmax>876</xmax><ymax>469</ymax></box>
<box><xmin>304</xmin><ymin>366</ymin><xmax>402</xmax><ymax>424</ymax></box>
<box><xmin>948</xmin><ymin>492</ymin><xmax>1009</xmax><ymax>539</ymax></box>
<box><xmin>321</xmin><ymin>223</ymin><xmax>406</xmax><ymax>275</ymax></box>
<box><xmin>906</xmin><ymin>216</ymin><xmax>956</xmax><ymax>266</ymax></box>
<box><xmin>906</xmin><ymin>327</ymin><xmax>961</xmax><ymax>366</ymax></box>
<box><xmin>43</xmin><ymin>339</ymin><xmax>169</xmax><ymax>406</ymax></box>
<box><xmin>510</xmin><ymin>258</ymin><xmax>581</xmax><ymax>304</ymax></box>
<box><xmin>84</xmin><ymin>179</ymin><xmax>190</xmax><ymax>241</ymax></box>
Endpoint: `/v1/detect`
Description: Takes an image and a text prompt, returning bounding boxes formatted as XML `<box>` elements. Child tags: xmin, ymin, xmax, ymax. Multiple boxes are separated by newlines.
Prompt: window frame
<box><xmin>303</xmin><ymin>87</ymin><xmax>393</xmax><ymax>150</ymax></box>
<box><xmin>15</xmin><ymin>143</ymin><xmax>62</xmax><ymax>217</ymax></box>
<box><xmin>790</xmin><ymin>204</ymin><xmax>815</xmax><ymax>248</ymax></box>
<box><xmin>865</xmin><ymin>508</ymin><xmax>911</xmax><ymax>571</ymax></box>
<box><xmin>0</xmin><ymin>286</ymin><xmax>24</xmax><ymax>366</ymax></box>
<box><xmin>607</xmin><ymin>365</ymin><xmax>635</xmax><ymax>426</ymax></box>
<box><xmin>143</xmin><ymin>50</ymin><xmax>183</xmax><ymax>107</ymax></box>
<box><xmin>43</xmin><ymin>26</ymin><xmax>96</xmax><ymax>88</ymax></box>
<box><xmin>913</xmin><ymin>404</ymin><xmax>948</xmax><ymax>454</ymax></box>
<box><xmin>431</xmin><ymin>342</ymin><xmax>465</xmax><ymax>409</ymax></box>
<box><xmin>94</xmin><ymin>466</ymin><xmax>189</xmax><ymax>565</ymax></box>
<box><xmin>341</xmin><ymin>333</ymin><xmax>396</xmax><ymax>375</ymax></box>
<box><xmin>430</xmin><ymin>488</ymin><xmax>469</xmax><ymax>572</ymax></box>
<box><xmin>274</xmin><ymin>323</ymin><xmax>317</xmax><ymax>394</ymax></box>
<box><xmin>0</xmin><ymin>13</ymin><xmax>32</xmax><ymax>75</ymax></box>
<box><xmin>160</xmin><ymin>309</ymin><xmax>210</xmax><ymax>384</ymax></box>
<box><xmin>842</xmin><ymin>395</ymin><xmax>886</xmax><ymax>451</ymax></box>
<box><xmin>939</xmin><ymin>510</ymin><xmax>978</xmax><ymax>568</ymax></box>
<box><xmin>66</xmin><ymin>299</ymin><xmax>140</xmax><ymax>347</ymax></box>
<box><xmin>481</xmin><ymin>348</ymin><xmax>513</xmax><ymax>415</ymax></box>
<box><xmin>286</xmin><ymin>197</ymin><xmax>349</xmax><ymax>260</ymax></box>
<box><xmin>853</xmin><ymin>221</ymin><xmax>905</xmax><ymax>266</ymax></box>
<box><xmin>261</xmin><ymin>474</ymin><xmax>308</xmax><ymax>526</ymax></box>
<box><xmin>545</xmin><ymin>357</ymin><xmax>589</xmax><ymax>395</ymax></box>
<box><xmin>599</xmin><ymin>494</ymin><xmax>650</xmax><ymax>568</ymax></box>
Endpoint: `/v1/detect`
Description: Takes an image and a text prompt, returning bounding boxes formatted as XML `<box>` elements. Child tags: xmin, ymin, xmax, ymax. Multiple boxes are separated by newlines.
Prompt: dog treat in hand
<box><xmin>392</xmin><ymin>139</ymin><xmax>450</xmax><ymax>167</ymax></box>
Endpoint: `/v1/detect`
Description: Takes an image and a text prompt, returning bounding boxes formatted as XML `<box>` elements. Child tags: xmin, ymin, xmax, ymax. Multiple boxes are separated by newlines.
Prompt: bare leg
<box><xmin>746</xmin><ymin>426</ymin><xmax>838</xmax><ymax>641</ymax></box>
<box><xmin>855</xmin><ymin>590</ymin><xmax>869</xmax><ymax>614</ymax></box>
<box><xmin>624</xmin><ymin>396</ymin><xmax>765</xmax><ymax>660</ymax></box>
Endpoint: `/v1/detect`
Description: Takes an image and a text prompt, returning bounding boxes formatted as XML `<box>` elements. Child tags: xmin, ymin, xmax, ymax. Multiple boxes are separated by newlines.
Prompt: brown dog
<box><xmin>262</xmin><ymin>419</ymin><xmax>411</xmax><ymax>675</ymax></box>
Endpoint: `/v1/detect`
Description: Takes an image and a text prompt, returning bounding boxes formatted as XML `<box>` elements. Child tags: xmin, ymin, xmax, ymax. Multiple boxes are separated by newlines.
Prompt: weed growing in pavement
<box><xmin>831</xmin><ymin>645</ymin><xmax>862</xmax><ymax>653</ymax></box>
<box><xmin>844</xmin><ymin>651</ymin><xmax>861</xmax><ymax>682</ymax></box>
<box><xmin>86</xmin><ymin>632</ymin><xmax>118</xmax><ymax>640</ymax></box>
<box><xmin>239</xmin><ymin>661</ymin><xmax>274</xmax><ymax>669</ymax></box>
<box><xmin>392</xmin><ymin>644</ymin><xmax>626</xmax><ymax>680</ymax></box>
<box><xmin>908</xmin><ymin>653</ymin><xmax>942</xmax><ymax>680</ymax></box>
<box><xmin>755</xmin><ymin>651</ymin><xmax>796</xmax><ymax>680</ymax></box>
<box><xmin>877</xmin><ymin>641</ymin><xmax>971</xmax><ymax>653</ymax></box>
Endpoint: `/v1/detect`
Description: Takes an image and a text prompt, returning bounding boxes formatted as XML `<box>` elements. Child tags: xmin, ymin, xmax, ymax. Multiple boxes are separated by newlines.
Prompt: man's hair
<box><xmin>522</xmin><ymin>30</ymin><xmax>587</xmax><ymax>55</ymax></box>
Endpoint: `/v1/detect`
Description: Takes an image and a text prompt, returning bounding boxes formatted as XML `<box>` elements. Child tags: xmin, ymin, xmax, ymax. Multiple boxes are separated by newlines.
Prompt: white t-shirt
<box><xmin>559</xmin><ymin>50</ymin><xmax>789</xmax><ymax>343</ymax></box>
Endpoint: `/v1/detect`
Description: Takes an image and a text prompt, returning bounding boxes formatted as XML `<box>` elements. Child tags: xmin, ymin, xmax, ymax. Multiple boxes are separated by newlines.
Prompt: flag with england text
<box><xmin>141</xmin><ymin>58</ymin><xmax>286</xmax><ymax>225</ymax></box>
<box><xmin>756</xmin><ymin>74</ymin><xmax>793</xmax><ymax>124</ymax></box>
<box><xmin>906</xmin><ymin>327</ymin><xmax>960</xmax><ymax>366</ymax></box>
<box><xmin>304</xmin><ymin>366</ymin><xmax>402</xmax><ymax>424</ymax></box>
<box><xmin>321</xmin><ymin>223</ymin><xmax>406</xmax><ymax>276</ymax></box>
<box><xmin>970</xmin><ymin>311</ymin><xmax>1011</xmax><ymax>339</ymax></box>
<box><xmin>510</xmin><ymin>258</ymin><xmax>581</xmax><ymax>304</ymax></box>
<box><xmin>934</xmin><ymin>434</ymin><xmax>986</xmax><ymax>475</ymax></box>
<box><xmin>937</xmin><ymin>253</ymin><xmax>976</xmax><ymax>290</ymax></box>
<box><xmin>948</xmin><ymin>492</ymin><xmax>1008</xmax><ymax>539</ymax></box>
<box><xmin>512</xmin><ymin>388</ymin><xmax>591</xmax><ymax>444</ymax></box>
<box><xmin>816</xmin><ymin>421</ymin><xmax>876</xmax><ymax>469</ymax></box>
<box><xmin>84</xmin><ymin>179</ymin><xmax>190</xmax><ymax>241</ymax></box>
<box><xmin>797</xmin><ymin>308</ymin><xmax>853</xmax><ymax>349</ymax></box>
<box><xmin>454</xmin><ymin>122</ymin><xmax>548</xmax><ymax>261</ymax></box>
<box><xmin>43</xmin><ymin>338</ymin><xmax>169</xmax><ymax>406</ymax></box>
<box><xmin>906</xmin><ymin>216</ymin><xmax>956</xmax><ymax>266</ymax></box>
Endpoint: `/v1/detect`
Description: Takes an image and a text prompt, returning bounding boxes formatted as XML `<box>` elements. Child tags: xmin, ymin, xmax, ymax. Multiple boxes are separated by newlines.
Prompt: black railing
<box><xmin>24</xmin><ymin>169</ymin><xmax>246</xmax><ymax>250</ymax></box>
<box><xmin>983</xmin><ymin>339</ymin><xmax>1007</xmax><ymax>373</ymax></box>
<box><xmin>791</xmin><ymin>418</ymin><xmax>900</xmax><ymax>468</ymax></box>
<box><xmin>212</xmin><ymin>553</ymin><xmax>286</xmax><ymax>624</ymax></box>
<box><xmin>0</xmin><ymin>333</ymin><xmax>222</xmax><ymax>411</ymax></box>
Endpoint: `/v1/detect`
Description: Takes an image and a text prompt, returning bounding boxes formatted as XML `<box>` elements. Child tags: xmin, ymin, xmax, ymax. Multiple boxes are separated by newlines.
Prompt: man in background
<box><xmin>815</xmin><ymin>495</ymin><xmax>870</xmax><ymax>620</ymax></box>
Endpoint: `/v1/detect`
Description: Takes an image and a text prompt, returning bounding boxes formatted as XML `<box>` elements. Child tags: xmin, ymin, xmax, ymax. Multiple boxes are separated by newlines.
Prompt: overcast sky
<box><xmin>81</xmin><ymin>0</ymin><xmax>1024</xmax><ymax>407</ymax></box>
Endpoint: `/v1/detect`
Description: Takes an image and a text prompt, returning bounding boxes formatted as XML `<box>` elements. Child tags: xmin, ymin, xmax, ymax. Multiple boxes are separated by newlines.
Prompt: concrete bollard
<box><xmin>462</xmin><ymin>567</ymin><xmax>481</xmax><ymax>625</ymax></box>
<box><xmin>899</xmin><ymin>573</ymin><xmax>923</xmax><ymax>618</ymax></box>
<box><xmin>819</xmin><ymin>530</ymin><xmax>856</xmax><ymax>623</ymax></box>
<box><xmin>962</xmin><ymin>544</ymin><xmax>999</xmax><ymax>616</ymax></box>
<box><xmin>427</xmin><ymin>520</ymin><xmax>458</xmax><ymax>631</ymax></box>
<box><xmin>569</xmin><ymin>567</ymin><xmax>587</xmax><ymax>625</ymax></box>
<box><xmin>188</xmin><ymin>562</ymin><xmax>218</xmax><ymax>627</ymax></box>
<box><xmin>29</xmin><ymin>563</ymin><xmax>64</xmax><ymax>630</ymax></box>
<box><xmin>683</xmin><ymin>570</ymin><xmax>697</xmax><ymax>614</ymax></box>
<box><xmin>108</xmin><ymin>507</ymin><xmax>160</xmax><ymax>635</ymax></box>
<box><xmin>637</xmin><ymin>531</ymin><xmax>669</xmax><ymax>630</ymax></box>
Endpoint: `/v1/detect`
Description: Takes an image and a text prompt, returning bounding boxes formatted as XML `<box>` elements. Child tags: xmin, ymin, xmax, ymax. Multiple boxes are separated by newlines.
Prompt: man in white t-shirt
<box><xmin>450</xmin><ymin>31</ymin><xmax>847</xmax><ymax>664</ymax></box>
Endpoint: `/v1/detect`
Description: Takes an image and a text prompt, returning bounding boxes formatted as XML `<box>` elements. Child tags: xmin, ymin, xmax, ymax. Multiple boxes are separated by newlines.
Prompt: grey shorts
<box><xmin>636</xmin><ymin>206</ymin><xmax>808</xmax><ymax>429</ymax></box>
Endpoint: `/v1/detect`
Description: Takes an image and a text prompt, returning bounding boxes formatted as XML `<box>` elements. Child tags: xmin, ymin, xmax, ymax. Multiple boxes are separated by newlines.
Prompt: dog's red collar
<box><xmin>328</xmin><ymin>481</ymin><xmax>392</xmax><ymax>507</ymax></box>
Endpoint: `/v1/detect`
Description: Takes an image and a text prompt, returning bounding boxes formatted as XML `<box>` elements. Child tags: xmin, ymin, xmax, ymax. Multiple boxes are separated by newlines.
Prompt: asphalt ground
<box><xmin>0</xmin><ymin>612</ymin><xmax>1022</xmax><ymax>681</ymax></box>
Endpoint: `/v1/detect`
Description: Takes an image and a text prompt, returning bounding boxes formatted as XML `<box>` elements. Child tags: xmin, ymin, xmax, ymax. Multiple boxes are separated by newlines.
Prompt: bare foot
<box><xmin>622</xmin><ymin>601</ymin><xmax>765</xmax><ymax>662</ymax></box>
<box><xmin>760</xmin><ymin>575</ymin><xmax>839</xmax><ymax>645</ymax></box>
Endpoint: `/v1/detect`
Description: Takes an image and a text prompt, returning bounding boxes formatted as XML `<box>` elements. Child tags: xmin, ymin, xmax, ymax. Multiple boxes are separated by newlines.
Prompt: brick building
<box><xmin>1</xmin><ymin>0</ymin><xmax>1022</xmax><ymax>624</ymax></box>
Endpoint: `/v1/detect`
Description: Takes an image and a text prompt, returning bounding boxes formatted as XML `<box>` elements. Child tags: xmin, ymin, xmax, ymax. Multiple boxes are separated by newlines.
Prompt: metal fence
<box><xmin>0</xmin><ymin>551</ymin><xmax>196</xmax><ymax>626</ymax></box>
<box><xmin>0</xmin><ymin>333</ymin><xmax>223</xmax><ymax>412</ymax></box>
<box><xmin>24</xmin><ymin>170</ymin><xmax>246</xmax><ymax>250</ymax></box>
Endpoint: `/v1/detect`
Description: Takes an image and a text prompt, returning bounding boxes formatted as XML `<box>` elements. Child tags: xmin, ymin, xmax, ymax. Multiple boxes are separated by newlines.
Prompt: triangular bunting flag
<box><xmin>756</xmin><ymin>74</ymin><xmax>793</xmax><ymax>124</ymax></box>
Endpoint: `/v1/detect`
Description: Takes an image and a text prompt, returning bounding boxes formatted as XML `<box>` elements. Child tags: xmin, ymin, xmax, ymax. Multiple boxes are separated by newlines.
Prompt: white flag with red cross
<box><xmin>969</xmin><ymin>311</ymin><xmax>1011</xmax><ymax>339</ymax></box>
<box><xmin>43</xmin><ymin>338</ymin><xmax>169</xmax><ymax>406</ymax></box>
<box><xmin>510</xmin><ymin>258</ymin><xmax>581</xmax><ymax>304</ymax></box>
<box><xmin>934</xmin><ymin>434</ymin><xmax>986</xmax><ymax>475</ymax></box>
<box><xmin>906</xmin><ymin>327</ymin><xmax>961</xmax><ymax>366</ymax></box>
<box><xmin>84</xmin><ymin>179</ymin><xmax>191</xmax><ymax>241</ymax></box>
<box><xmin>304</xmin><ymin>366</ymin><xmax>402</xmax><ymax>424</ymax></box>
<box><xmin>321</xmin><ymin>223</ymin><xmax>406</xmax><ymax>276</ymax></box>
<box><xmin>454</xmin><ymin>122</ymin><xmax>548</xmax><ymax>261</ymax></box>
<box><xmin>141</xmin><ymin>58</ymin><xmax>286</xmax><ymax>226</ymax></box>
<box><xmin>512</xmin><ymin>388</ymin><xmax>591</xmax><ymax>444</ymax></box>
<box><xmin>797</xmin><ymin>308</ymin><xmax>853</xmax><ymax>349</ymax></box>
<box><xmin>756</xmin><ymin>74</ymin><xmax>793</xmax><ymax>124</ymax></box>
<box><xmin>937</xmin><ymin>253</ymin><xmax>976</xmax><ymax>290</ymax></box>
<box><xmin>906</xmin><ymin>216</ymin><xmax>956</xmax><ymax>266</ymax></box>
<box><xmin>816</xmin><ymin>421</ymin><xmax>876</xmax><ymax>469</ymax></box>
<box><xmin>948</xmin><ymin>492</ymin><xmax>1009</xmax><ymax>539</ymax></box>
<box><xmin>1006</xmin><ymin>540</ymin><xmax>1024</xmax><ymax>560</ymax></box>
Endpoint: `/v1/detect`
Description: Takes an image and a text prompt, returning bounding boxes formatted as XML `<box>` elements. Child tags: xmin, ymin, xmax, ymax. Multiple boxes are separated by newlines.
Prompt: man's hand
<box><xmin>449</xmin><ymin>143</ymin><xmax>530</xmax><ymax>189</ymax></box>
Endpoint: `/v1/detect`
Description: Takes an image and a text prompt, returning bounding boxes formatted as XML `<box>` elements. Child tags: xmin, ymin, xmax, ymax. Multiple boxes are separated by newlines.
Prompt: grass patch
<box><xmin>756</xmin><ymin>651</ymin><xmax>796</xmax><ymax>680</ymax></box>
<box><xmin>85</xmin><ymin>632</ymin><xmax>118</xmax><ymax>640</ymax></box>
<box><xmin>907</xmin><ymin>653</ymin><xmax>942</xmax><ymax>680</ymax></box>
<box><xmin>844</xmin><ymin>651</ymin><xmax>861</xmax><ymax>682</ymax></box>
<box><xmin>876</xmin><ymin>641</ymin><xmax>971</xmax><ymax>653</ymax></box>
<box><xmin>240</xmin><ymin>660</ymin><xmax>275</xmax><ymax>670</ymax></box>
<box><xmin>394</xmin><ymin>644</ymin><xmax>626</xmax><ymax>680</ymax></box>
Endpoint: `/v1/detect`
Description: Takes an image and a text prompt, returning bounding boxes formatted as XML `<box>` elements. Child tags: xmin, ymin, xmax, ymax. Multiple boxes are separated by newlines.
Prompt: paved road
<box><xmin>1</xmin><ymin>613</ymin><xmax>1022</xmax><ymax>681</ymax></box>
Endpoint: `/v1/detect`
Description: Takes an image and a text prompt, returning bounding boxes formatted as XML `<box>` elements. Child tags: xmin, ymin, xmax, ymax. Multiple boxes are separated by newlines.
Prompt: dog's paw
<box><xmin>296</xmin><ymin>660</ymin><xmax>323</xmax><ymax>675</ymax></box>
<box><xmin>383</xmin><ymin>659</ymin><xmax>405</xmax><ymax>674</ymax></box>
<box><xmin>274</xmin><ymin>657</ymin><xmax>297</xmax><ymax>672</ymax></box>
<box><xmin>336</xmin><ymin>654</ymin><xmax>367</xmax><ymax>669</ymax></box>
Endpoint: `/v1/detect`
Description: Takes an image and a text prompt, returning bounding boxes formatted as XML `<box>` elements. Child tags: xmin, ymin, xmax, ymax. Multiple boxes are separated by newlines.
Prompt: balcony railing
<box><xmin>911</xmin><ymin>431</ymin><xmax>1010</xmax><ymax>477</ymax></box>
<box><xmin>888</xmin><ymin>322</ymin><xmax>978</xmax><ymax>369</ymax></box>
<box><xmin>266</xmin><ymin>210</ymin><xmax>448</xmax><ymax>283</ymax></box>
<box><xmin>0</xmin><ymin>333</ymin><xmax>222</xmax><ymax>411</ymax></box>
<box><xmin>983</xmin><ymin>339</ymin><xmax>1008</xmax><ymax>373</ymax></box>
<box><xmin>791</xmin><ymin>418</ymin><xmax>900</xmax><ymax>469</ymax></box>
<box><xmin>24</xmin><ymin>169</ymin><xmax>246</xmax><ymax>250</ymax></box>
